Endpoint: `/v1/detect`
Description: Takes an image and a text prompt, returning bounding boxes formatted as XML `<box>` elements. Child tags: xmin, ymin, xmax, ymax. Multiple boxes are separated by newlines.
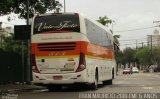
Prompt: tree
<box><xmin>152</xmin><ymin>47</ymin><xmax>160</xmax><ymax>71</ymax></box>
<box><xmin>0</xmin><ymin>0</ymin><xmax>62</xmax><ymax>19</ymax></box>
<box><xmin>116</xmin><ymin>50</ymin><xmax>125</xmax><ymax>65</ymax></box>
<box><xmin>123</xmin><ymin>47</ymin><xmax>136</xmax><ymax>67</ymax></box>
<box><xmin>97</xmin><ymin>16</ymin><xmax>112</xmax><ymax>26</ymax></box>
<box><xmin>2</xmin><ymin>33</ymin><xmax>25</xmax><ymax>54</ymax></box>
<box><xmin>134</xmin><ymin>47</ymin><xmax>151</xmax><ymax>70</ymax></box>
<box><xmin>152</xmin><ymin>47</ymin><xmax>160</xmax><ymax>63</ymax></box>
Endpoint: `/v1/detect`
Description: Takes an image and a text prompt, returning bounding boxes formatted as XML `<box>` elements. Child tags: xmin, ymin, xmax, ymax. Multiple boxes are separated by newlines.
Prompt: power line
<box><xmin>114</xmin><ymin>25</ymin><xmax>160</xmax><ymax>33</ymax></box>
<box><xmin>119</xmin><ymin>37</ymin><xmax>147</xmax><ymax>42</ymax></box>
<box><xmin>120</xmin><ymin>39</ymin><xmax>160</xmax><ymax>47</ymax></box>
<box><xmin>121</xmin><ymin>41</ymin><xmax>147</xmax><ymax>46</ymax></box>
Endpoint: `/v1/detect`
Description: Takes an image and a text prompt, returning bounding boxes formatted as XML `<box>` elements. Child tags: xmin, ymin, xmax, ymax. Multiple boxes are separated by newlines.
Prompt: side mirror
<box><xmin>14</xmin><ymin>25</ymin><xmax>31</xmax><ymax>40</ymax></box>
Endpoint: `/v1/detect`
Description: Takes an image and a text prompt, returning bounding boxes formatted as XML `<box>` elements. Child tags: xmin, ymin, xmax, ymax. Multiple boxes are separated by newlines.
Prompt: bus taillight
<box><xmin>32</xmin><ymin>54</ymin><xmax>40</xmax><ymax>73</ymax></box>
<box><xmin>76</xmin><ymin>52</ymin><xmax>86</xmax><ymax>72</ymax></box>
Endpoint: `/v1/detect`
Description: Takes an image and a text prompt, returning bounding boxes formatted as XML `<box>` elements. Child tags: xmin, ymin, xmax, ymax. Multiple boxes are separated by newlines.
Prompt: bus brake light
<box><xmin>76</xmin><ymin>52</ymin><xmax>86</xmax><ymax>72</ymax></box>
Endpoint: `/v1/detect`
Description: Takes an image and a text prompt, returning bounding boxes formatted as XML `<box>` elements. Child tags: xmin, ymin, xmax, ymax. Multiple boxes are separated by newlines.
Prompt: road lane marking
<box><xmin>142</xmin><ymin>87</ymin><xmax>153</xmax><ymax>90</ymax></box>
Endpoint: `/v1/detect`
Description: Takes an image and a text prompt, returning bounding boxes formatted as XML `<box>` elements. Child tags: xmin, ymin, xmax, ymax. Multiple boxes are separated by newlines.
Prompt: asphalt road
<box><xmin>2</xmin><ymin>72</ymin><xmax>160</xmax><ymax>99</ymax></box>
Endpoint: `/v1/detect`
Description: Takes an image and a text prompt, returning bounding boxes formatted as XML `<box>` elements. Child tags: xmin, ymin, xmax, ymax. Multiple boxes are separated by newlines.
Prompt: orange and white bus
<box><xmin>31</xmin><ymin>13</ymin><xmax>117</xmax><ymax>91</ymax></box>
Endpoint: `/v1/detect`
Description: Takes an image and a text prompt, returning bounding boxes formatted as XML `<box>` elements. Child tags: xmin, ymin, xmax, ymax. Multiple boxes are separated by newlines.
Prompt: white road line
<box><xmin>142</xmin><ymin>87</ymin><xmax>153</xmax><ymax>90</ymax></box>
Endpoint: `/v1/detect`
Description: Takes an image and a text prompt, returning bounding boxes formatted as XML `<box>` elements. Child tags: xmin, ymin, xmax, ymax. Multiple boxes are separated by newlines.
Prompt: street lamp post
<box><xmin>0</xmin><ymin>22</ymin><xmax>2</xmax><ymax>48</ymax></box>
<box><xmin>111</xmin><ymin>20</ymin><xmax>115</xmax><ymax>34</ymax></box>
<box><xmin>27</xmin><ymin>0</ymin><xmax>29</xmax><ymax>25</ymax></box>
<box><xmin>26</xmin><ymin>0</ymin><xmax>31</xmax><ymax>83</ymax></box>
<box><xmin>64</xmin><ymin>0</ymin><xmax>66</xmax><ymax>13</ymax></box>
<box><xmin>147</xmin><ymin>35</ymin><xmax>153</xmax><ymax>65</ymax></box>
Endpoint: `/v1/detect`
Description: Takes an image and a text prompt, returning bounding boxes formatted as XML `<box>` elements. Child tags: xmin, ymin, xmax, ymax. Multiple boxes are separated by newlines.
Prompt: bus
<box><xmin>31</xmin><ymin>13</ymin><xmax>117</xmax><ymax>91</ymax></box>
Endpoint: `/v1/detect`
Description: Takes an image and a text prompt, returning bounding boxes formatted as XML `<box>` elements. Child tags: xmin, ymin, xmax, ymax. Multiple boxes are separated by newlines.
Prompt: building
<box><xmin>147</xmin><ymin>29</ymin><xmax>160</xmax><ymax>47</ymax></box>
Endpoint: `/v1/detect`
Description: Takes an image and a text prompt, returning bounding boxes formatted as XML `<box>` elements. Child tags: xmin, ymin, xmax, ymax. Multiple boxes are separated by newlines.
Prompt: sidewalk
<box><xmin>150</xmin><ymin>72</ymin><xmax>160</xmax><ymax>76</ymax></box>
<box><xmin>0</xmin><ymin>83</ymin><xmax>45</xmax><ymax>93</ymax></box>
<box><xmin>154</xmin><ymin>72</ymin><xmax>160</xmax><ymax>75</ymax></box>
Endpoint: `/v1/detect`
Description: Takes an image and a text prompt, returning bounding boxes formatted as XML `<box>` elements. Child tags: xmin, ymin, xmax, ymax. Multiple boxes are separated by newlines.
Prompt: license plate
<box><xmin>53</xmin><ymin>76</ymin><xmax>62</xmax><ymax>80</ymax></box>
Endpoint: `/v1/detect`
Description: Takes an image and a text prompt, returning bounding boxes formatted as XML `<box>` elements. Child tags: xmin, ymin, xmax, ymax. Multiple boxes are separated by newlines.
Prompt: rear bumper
<box><xmin>32</xmin><ymin>70</ymin><xmax>87</xmax><ymax>85</ymax></box>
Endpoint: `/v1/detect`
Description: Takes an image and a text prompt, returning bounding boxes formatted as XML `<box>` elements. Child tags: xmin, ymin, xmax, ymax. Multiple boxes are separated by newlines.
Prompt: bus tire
<box><xmin>103</xmin><ymin>79</ymin><xmax>112</xmax><ymax>85</ymax></box>
<box><xmin>47</xmin><ymin>85</ymin><xmax>62</xmax><ymax>92</ymax></box>
<box><xmin>90</xmin><ymin>69</ymin><xmax>98</xmax><ymax>90</ymax></box>
<box><xmin>108</xmin><ymin>79</ymin><xmax>113</xmax><ymax>85</ymax></box>
<box><xmin>112</xmin><ymin>69</ymin><xmax>115</xmax><ymax>79</ymax></box>
<box><xmin>47</xmin><ymin>85</ymin><xmax>55</xmax><ymax>92</ymax></box>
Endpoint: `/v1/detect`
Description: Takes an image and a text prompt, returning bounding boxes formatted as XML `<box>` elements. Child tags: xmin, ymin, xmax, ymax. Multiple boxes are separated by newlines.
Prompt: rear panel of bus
<box><xmin>31</xmin><ymin>13</ymin><xmax>88</xmax><ymax>84</ymax></box>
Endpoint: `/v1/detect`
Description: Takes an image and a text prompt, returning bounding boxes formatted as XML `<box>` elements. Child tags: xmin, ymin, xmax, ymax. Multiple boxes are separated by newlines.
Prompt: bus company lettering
<box><xmin>35</xmin><ymin>21</ymin><xmax>78</xmax><ymax>31</ymax></box>
<box><xmin>49</xmin><ymin>52</ymin><xmax>66</xmax><ymax>56</ymax></box>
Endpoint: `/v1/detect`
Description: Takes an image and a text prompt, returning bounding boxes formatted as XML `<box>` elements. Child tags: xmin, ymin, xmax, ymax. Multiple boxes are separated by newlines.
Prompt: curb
<box><xmin>0</xmin><ymin>87</ymin><xmax>46</xmax><ymax>93</ymax></box>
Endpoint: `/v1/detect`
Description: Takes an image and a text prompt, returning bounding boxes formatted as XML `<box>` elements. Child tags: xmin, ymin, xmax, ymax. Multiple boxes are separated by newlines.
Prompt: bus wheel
<box><xmin>47</xmin><ymin>85</ymin><xmax>62</xmax><ymax>92</ymax></box>
<box><xmin>112</xmin><ymin>69</ymin><xmax>115</xmax><ymax>79</ymax></box>
<box><xmin>47</xmin><ymin>85</ymin><xmax>55</xmax><ymax>92</ymax></box>
<box><xmin>103</xmin><ymin>79</ymin><xmax>112</xmax><ymax>85</ymax></box>
<box><xmin>90</xmin><ymin>70</ymin><xmax>98</xmax><ymax>90</ymax></box>
<box><xmin>108</xmin><ymin>79</ymin><xmax>113</xmax><ymax>85</ymax></box>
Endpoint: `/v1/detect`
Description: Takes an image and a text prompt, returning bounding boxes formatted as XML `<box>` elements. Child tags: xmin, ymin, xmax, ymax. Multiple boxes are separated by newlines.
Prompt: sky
<box><xmin>1</xmin><ymin>0</ymin><xmax>160</xmax><ymax>49</ymax></box>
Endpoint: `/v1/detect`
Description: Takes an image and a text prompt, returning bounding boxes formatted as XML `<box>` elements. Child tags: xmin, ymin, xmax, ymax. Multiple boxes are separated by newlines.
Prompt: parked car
<box><xmin>132</xmin><ymin>67</ymin><xmax>139</xmax><ymax>73</ymax></box>
<box><xmin>123</xmin><ymin>68</ymin><xmax>132</xmax><ymax>74</ymax></box>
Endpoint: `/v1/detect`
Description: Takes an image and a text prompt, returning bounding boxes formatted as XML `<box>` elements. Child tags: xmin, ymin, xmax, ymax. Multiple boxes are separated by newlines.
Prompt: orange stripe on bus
<box><xmin>32</xmin><ymin>41</ymin><xmax>115</xmax><ymax>60</ymax></box>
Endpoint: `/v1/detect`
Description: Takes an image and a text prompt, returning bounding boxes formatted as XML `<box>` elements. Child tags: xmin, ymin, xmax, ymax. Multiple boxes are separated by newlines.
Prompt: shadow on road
<box><xmin>45</xmin><ymin>83</ymin><xmax>112</xmax><ymax>92</ymax></box>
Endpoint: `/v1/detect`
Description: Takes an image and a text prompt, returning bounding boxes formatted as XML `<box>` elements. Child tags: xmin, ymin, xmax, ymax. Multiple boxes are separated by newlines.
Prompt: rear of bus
<box><xmin>31</xmin><ymin>13</ymin><xmax>87</xmax><ymax>86</ymax></box>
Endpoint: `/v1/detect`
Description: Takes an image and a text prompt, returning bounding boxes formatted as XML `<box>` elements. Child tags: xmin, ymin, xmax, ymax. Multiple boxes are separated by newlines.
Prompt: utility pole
<box><xmin>111</xmin><ymin>20</ymin><xmax>115</xmax><ymax>34</ymax></box>
<box><xmin>136</xmin><ymin>40</ymin><xmax>138</xmax><ymax>50</ymax></box>
<box><xmin>148</xmin><ymin>35</ymin><xmax>153</xmax><ymax>64</ymax></box>
<box><xmin>151</xmin><ymin>35</ymin><xmax>152</xmax><ymax>56</ymax></box>
<box><xmin>0</xmin><ymin>22</ymin><xmax>2</xmax><ymax>48</ymax></box>
<box><xmin>21</xmin><ymin>40</ymin><xmax>24</xmax><ymax>83</ymax></box>
<box><xmin>142</xmin><ymin>42</ymin><xmax>144</xmax><ymax>48</ymax></box>
<box><xmin>150</xmin><ymin>35</ymin><xmax>153</xmax><ymax>65</ymax></box>
<box><xmin>148</xmin><ymin>35</ymin><xmax>153</xmax><ymax>54</ymax></box>
<box><xmin>64</xmin><ymin>0</ymin><xmax>66</xmax><ymax>13</ymax></box>
<box><xmin>153</xmin><ymin>20</ymin><xmax>160</xmax><ymax>71</ymax></box>
<box><xmin>139</xmin><ymin>42</ymin><xmax>144</xmax><ymax>48</ymax></box>
<box><xmin>26</xmin><ymin>0</ymin><xmax>31</xmax><ymax>83</ymax></box>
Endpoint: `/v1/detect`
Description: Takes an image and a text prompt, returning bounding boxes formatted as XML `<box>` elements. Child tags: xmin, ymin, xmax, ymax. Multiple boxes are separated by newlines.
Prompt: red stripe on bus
<box><xmin>31</xmin><ymin>41</ymin><xmax>115</xmax><ymax>60</ymax></box>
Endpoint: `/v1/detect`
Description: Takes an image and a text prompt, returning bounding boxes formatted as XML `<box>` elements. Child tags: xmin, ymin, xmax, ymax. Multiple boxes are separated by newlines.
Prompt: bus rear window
<box><xmin>34</xmin><ymin>14</ymin><xmax>80</xmax><ymax>34</ymax></box>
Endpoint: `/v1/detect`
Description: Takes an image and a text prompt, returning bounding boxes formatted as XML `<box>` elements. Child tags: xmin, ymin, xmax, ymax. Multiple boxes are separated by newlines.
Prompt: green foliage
<box><xmin>1</xmin><ymin>33</ymin><xmax>26</xmax><ymax>54</ymax></box>
<box><xmin>134</xmin><ymin>47</ymin><xmax>151</xmax><ymax>65</ymax></box>
<box><xmin>97</xmin><ymin>16</ymin><xmax>112</xmax><ymax>26</ymax></box>
<box><xmin>116</xmin><ymin>50</ymin><xmax>125</xmax><ymax>65</ymax></box>
<box><xmin>152</xmin><ymin>47</ymin><xmax>160</xmax><ymax>65</ymax></box>
<box><xmin>117</xmin><ymin>46</ymin><xmax>160</xmax><ymax>71</ymax></box>
<box><xmin>123</xmin><ymin>47</ymin><xmax>137</xmax><ymax>65</ymax></box>
<box><xmin>0</xmin><ymin>0</ymin><xmax>62</xmax><ymax>19</ymax></box>
<box><xmin>116</xmin><ymin>47</ymin><xmax>137</xmax><ymax>67</ymax></box>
